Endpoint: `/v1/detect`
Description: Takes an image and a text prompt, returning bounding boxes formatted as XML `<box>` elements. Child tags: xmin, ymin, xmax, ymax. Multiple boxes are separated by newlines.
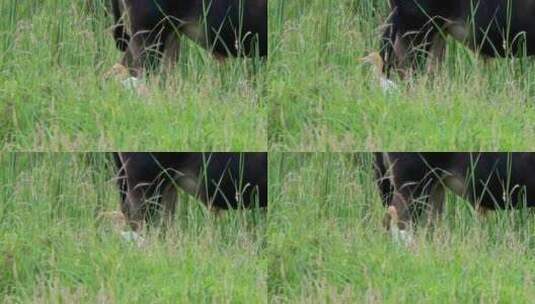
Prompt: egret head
<box><xmin>360</xmin><ymin>52</ymin><xmax>385</xmax><ymax>72</ymax></box>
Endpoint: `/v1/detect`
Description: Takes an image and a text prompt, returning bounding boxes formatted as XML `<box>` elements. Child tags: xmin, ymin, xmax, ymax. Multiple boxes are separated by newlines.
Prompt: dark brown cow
<box><xmin>381</xmin><ymin>0</ymin><xmax>535</xmax><ymax>77</ymax></box>
<box><xmin>114</xmin><ymin>152</ymin><xmax>267</xmax><ymax>232</ymax></box>
<box><xmin>374</xmin><ymin>153</ymin><xmax>535</xmax><ymax>243</ymax></box>
<box><xmin>111</xmin><ymin>0</ymin><xmax>267</xmax><ymax>77</ymax></box>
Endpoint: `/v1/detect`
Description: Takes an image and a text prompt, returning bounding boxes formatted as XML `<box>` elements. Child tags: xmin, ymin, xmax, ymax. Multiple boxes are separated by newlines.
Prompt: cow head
<box><xmin>382</xmin><ymin>1</ymin><xmax>453</xmax><ymax>78</ymax></box>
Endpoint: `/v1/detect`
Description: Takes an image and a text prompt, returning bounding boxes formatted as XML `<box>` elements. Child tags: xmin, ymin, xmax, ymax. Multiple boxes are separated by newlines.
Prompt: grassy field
<box><xmin>269</xmin><ymin>0</ymin><xmax>535</xmax><ymax>151</ymax></box>
<box><xmin>0</xmin><ymin>1</ymin><xmax>267</xmax><ymax>151</ymax></box>
<box><xmin>269</xmin><ymin>153</ymin><xmax>535</xmax><ymax>303</ymax></box>
<box><xmin>0</xmin><ymin>153</ymin><xmax>266</xmax><ymax>303</ymax></box>
<box><xmin>4</xmin><ymin>153</ymin><xmax>535</xmax><ymax>303</ymax></box>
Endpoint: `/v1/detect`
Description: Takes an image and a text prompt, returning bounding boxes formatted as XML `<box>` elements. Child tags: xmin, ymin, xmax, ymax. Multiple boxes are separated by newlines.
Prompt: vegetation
<box><xmin>4</xmin><ymin>0</ymin><xmax>535</xmax><ymax>302</ymax></box>
<box><xmin>0</xmin><ymin>0</ymin><xmax>266</xmax><ymax>151</ymax></box>
<box><xmin>0</xmin><ymin>153</ymin><xmax>266</xmax><ymax>302</ymax></box>
<box><xmin>269</xmin><ymin>153</ymin><xmax>535</xmax><ymax>303</ymax></box>
<box><xmin>269</xmin><ymin>0</ymin><xmax>535</xmax><ymax>151</ymax></box>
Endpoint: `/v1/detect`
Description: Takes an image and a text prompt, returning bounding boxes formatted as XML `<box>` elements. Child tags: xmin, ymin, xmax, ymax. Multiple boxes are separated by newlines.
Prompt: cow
<box><xmin>381</xmin><ymin>1</ymin><xmax>535</xmax><ymax>77</ymax></box>
<box><xmin>110</xmin><ymin>0</ymin><xmax>267</xmax><ymax>77</ymax></box>
<box><xmin>114</xmin><ymin>152</ymin><xmax>267</xmax><ymax>232</ymax></box>
<box><xmin>374</xmin><ymin>153</ymin><xmax>535</xmax><ymax>244</ymax></box>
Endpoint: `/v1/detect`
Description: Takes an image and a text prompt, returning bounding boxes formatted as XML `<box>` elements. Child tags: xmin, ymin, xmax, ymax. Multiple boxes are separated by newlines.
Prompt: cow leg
<box><xmin>426</xmin><ymin>33</ymin><xmax>446</xmax><ymax>74</ymax></box>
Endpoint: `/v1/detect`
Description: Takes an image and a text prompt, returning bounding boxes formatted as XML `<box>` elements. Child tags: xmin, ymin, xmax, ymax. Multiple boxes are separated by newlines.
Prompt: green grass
<box><xmin>0</xmin><ymin>153</ymin><xmax>266</xmax><ymax>303</ymax></box>
<box><xmin>268</xmin><ymin>153</ymin><xmax>535</xmax><ymax>303</ymax></box>
<box><xmin>269</xmin><ymin>0</ymin><xmax>535</xmax><ymax>151</ymax></box>
<box><xmin>0</xmin><ymin>0</ymin><xmax>267</xmax><ymax>151</ymax></box>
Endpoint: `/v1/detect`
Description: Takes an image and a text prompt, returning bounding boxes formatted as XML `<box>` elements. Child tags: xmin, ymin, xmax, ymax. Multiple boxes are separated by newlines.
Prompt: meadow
<box><xmin>0</xmin><ymin>153</ymin><xmax>266</xmax><ymax>303</ymax></box>
<box><xmin>0</xmin><ymin>0</ymin><xmax>267</xmax><ymax>151</ymax></box>
<box><xmin>268</xmin><ymin>153</ymin><xmax>535</xmax><ymax>303</ymax></box>
<box><xmin>269</xmin><ymin>0</ymin><xmax>535</xmax><ymax>151</ymax></box>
